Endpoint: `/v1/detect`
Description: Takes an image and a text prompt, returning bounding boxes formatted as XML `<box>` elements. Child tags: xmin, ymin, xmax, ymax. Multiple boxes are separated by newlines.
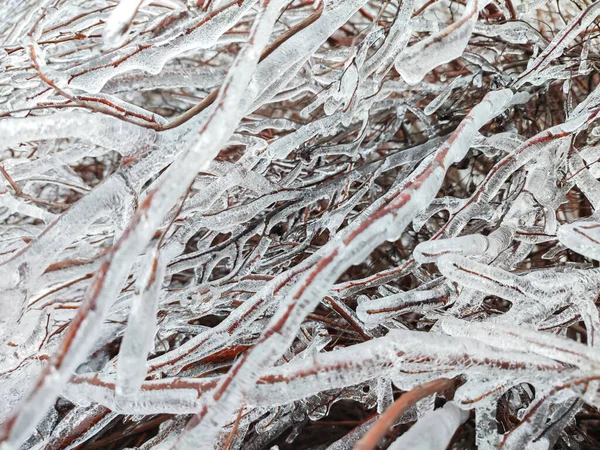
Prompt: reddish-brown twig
<box><xmin>355</xmin><ymin>378</ymin><xmax>455</xmax><ymax>450</ymax></box>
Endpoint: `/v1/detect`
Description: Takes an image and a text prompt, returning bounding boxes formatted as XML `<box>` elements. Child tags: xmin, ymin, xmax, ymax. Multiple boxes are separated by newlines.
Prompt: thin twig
<box><xmin>355</xmin><ymin>378</ymin><xmax>455</xmax><ymax>450</ymax></box>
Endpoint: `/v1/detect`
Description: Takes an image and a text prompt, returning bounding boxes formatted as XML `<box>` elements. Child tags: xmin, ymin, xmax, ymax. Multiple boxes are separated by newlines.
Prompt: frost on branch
<box><xmin>3</xmin><ymin>0</ymin><xmax>600</xmax><ymax>449</ymax></box>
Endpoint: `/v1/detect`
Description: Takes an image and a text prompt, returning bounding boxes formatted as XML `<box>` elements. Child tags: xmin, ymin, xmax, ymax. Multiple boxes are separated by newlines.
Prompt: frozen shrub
<box><xmin>1</xmin><ymin>0</ymin><xmax>600</xmax><ymax>448</ymax></box>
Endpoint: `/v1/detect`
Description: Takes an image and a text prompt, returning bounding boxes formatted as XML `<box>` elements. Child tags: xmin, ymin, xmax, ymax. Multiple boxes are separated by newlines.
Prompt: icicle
<box><xmin>116</xmin><ymin>247</ymin><xmax>165</xmax><ymax>397</ymax></box>
<box><xmin>387</xmin><ymin>402</ymin><xmax>469</xmax><ymax>450</ymax></box>
<box><xmin>395</xmin><ymin>0</ymin><xmax>490</xmax><ymax>85</ymax></box>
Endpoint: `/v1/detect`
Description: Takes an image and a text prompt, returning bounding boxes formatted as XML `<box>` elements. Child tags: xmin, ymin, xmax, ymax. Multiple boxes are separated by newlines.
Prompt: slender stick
<box><xmin>355</xmin><ymin>378</ymin><xmax>455</xmax><ymax>450</ymax></box>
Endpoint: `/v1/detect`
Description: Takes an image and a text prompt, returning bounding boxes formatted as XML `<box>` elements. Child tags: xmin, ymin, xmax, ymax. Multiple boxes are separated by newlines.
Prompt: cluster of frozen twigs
<box><xmin>4</xmin><ymin>0</ymin><xmax>600</xmax><ymax>448</ymax></box>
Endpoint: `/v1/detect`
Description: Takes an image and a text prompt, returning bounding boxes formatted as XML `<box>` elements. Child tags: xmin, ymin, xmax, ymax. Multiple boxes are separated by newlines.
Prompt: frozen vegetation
<box><xmin>1</xmin><ymin>0</ymin><xmax>600</xmax><ymax>448</ymax></box>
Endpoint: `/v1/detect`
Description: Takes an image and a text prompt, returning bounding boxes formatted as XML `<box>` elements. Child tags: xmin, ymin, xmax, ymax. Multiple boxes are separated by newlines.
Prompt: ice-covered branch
<box><xmin>2</xmin><ymin>0</ymin><xmax>600</xmax><ymax>448</ymax></box>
